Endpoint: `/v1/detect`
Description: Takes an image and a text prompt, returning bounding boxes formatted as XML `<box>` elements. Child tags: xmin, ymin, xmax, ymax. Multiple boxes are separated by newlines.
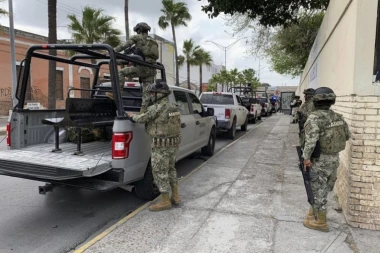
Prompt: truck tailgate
<box><xmin>204</xmin><ymin>104</ymin><xmax>227</xmax><ymax>121</ymax></box>
<box><xmin>0</xmin><ymin>142</ymin><xmax>112</xmax><ymax>180</ymax></box>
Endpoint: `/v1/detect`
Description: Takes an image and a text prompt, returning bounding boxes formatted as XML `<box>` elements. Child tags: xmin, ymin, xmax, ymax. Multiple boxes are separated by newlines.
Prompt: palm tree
<box><xmin>178</xmin><ymin>39</ymin><xmax>200</xmax><ymax>90</ymax></box>
<box><xmin>124</xmin><ymin>0</ymin><xmax>129</xmax><ymax>39</ymax></box>
<box><xmin>0</xmin><ymin>0</ymin><xmax>8</xmax><ymax>18</ymax></box>
<box><xmin>158</xmin><ymin>0</ymin><xmax>192</xmax><ymax>86</ymax></box>
<box><xmin>48</xmin><ymin>0</ymin><xmax>57</xmax><ymax>109</ymax></box>
<box><xmin>67</xmin><ymin>6</ymin><xmax>121</xmax><ymax>61</ymax></box>
<box><xmin>194</xmin><ymin>48</ymin><xmax>212</xmax><ymax>95</ymax></box>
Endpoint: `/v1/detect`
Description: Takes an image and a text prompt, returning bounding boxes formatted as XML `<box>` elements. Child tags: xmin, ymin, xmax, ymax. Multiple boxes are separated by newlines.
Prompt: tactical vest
<box><xmin>136</xmin><ymin>35</ymin><xmax>159</xmax><ymax>63</ymax></box>
<box><xmin>312</xmin><ymin>111</ymin><xmax>346</xmax><ymax>154</ymax></box>
<box><xmin>146</xmin><ymin>100</ymin><xmax>181</xmax><ymax>145</ymax></box>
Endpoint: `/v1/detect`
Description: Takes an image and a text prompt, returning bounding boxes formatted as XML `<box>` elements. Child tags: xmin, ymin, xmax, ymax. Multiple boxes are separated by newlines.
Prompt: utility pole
<box><xmin>9</xmin><ymin>0</ymin><xmax>17</xmax><ymax>107</ymax></box>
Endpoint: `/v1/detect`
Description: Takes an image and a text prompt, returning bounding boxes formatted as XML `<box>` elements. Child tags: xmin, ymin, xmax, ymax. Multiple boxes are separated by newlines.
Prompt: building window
<box><xmin>373</xmin><ymin>2</ymin><xmax>380</xmax><ymax>82</ymax></box>
<box><xmin>56</xmin><ymin>70</ymin><xmax>64</xmax><ymax>100</ymax></box>
<box><xmin>80</xmin><ymin>77</ymin><xmax>91</xmax><ymax>98</ymax></box>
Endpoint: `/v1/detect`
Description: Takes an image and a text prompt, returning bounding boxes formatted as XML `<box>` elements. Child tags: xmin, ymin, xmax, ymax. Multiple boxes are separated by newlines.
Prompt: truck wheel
<box><xmin>252</xmin><ymin>113</ymin><xmax>257</xmax><ymax>124</ymax></box>
<box><xmin>241</xmin><ymin>116</ymin><xmax>248</xmax><ymax>131</ymax></box>
<box><xmin>134</xmin><ymin>160</ymin><xmax>160</xmax><ymax>200</ymax></box>
<box><xmin>201</xmin><ymin>127</ymin><xmax>216</xmax><ymax>156</ymax></box>
<box><xmin>227</xmin><ymin>118</ymin><xmax>236</xmax><ymax>139</ymax></box>
<box><xmin>257</xmin><ymin>113</ymin><xmax>261</xmax><ymax>120</ymax></box>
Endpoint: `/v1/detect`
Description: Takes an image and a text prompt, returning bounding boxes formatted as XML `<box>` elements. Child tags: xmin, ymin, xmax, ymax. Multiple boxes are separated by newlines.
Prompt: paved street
<box><xmin>0</xmin><ymin>135</ymin><xmax>6</xmax><ymax>150</ymax></box>
<box><xmin>0</xmin><ymin>118</ymin><xmax>8</xmax><ymax>128</ymax></box>
<box><xmin>0</xmin><ymin>121</ymin><xmax>262</xmax><ymax>253</ymax></box>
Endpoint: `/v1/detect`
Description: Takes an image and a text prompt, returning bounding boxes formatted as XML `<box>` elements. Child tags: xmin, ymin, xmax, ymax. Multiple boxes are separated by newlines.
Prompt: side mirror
<box><xmin>207</xmin><ymin>108</ymin><xmax>214</xmax><ymax>116</ymax></box>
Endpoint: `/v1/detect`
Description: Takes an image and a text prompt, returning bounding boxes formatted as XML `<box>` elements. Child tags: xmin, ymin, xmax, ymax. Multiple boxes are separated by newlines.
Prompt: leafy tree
<box><xmin>158</xmin><ymin>0</ymin><xmax>192</xmax><ymax>86</ymax></box>
<box><xmin>178</xmin><ymin>39</ymin><xmax>200</xmax><ymax>90</ymax></box>
<box><xmin>194</xmin><ymin>48</ymin><xmax>213</xmax><ymax>95</ymax></box>
<box><xmin>67</xmin><ymin>6</ymin><xmax>121</xmax><ymax>50</ymax></box>
<box><xmin>48</xmin><ymin>0</ymin><xmax>57</xmax><ymax>109</ymax></box>
<box><xmin>208</xmin><ymin>73</ymin><xmax>222</xmax><ymax>91</ymax></box>
<box><xmin>241</xmin><ymin>68</ymin><xmax>260</xmax><ymax>90</ymax></box>
<box><xmin>266</xmin><ymin>12</ymin><xmax>324</xmax><ymax>76</ymax></box>
<box><xmin>200</xmin><ymin>0</ymin><xmax>329</xmax><ymax>27</ymax></box>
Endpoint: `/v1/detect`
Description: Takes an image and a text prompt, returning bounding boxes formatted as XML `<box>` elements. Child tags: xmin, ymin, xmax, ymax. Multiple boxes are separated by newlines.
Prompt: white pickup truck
<box><xmin>0</xmin><ymin>44</ymin><xmax>216</xmax><ymax>201</ymax></box>
<box><xmin>199</xmin><ymin>92</ymin><xmax>249</xmax><ymax>139</ymax></box>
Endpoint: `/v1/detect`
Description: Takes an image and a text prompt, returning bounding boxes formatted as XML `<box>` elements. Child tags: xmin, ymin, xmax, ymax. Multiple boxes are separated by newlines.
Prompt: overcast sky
<box><xmin>0</xmin><ymin>0</ymin><xmax>300</xmax><ymax>86</ymax></box>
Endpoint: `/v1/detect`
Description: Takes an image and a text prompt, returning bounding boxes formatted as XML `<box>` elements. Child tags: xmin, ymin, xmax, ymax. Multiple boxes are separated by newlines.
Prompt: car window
<box><xmin>188</xmin><ymin>93</ymin><xmax>203</xmax><ymax>114</ymax></box>
<box><xmin>199</xmin><ymin>93</ymin><xmax>234</xmax><ymax>105</ymax></box>
<box><xmin>236</xmin><ymin>96</ymin><xmax>243</xmax><ymax>105</ymax></box>
<box><xmin>173</xmin><ymin>90</ymin><xmax>190</xmax><ymax>115</ymax></box>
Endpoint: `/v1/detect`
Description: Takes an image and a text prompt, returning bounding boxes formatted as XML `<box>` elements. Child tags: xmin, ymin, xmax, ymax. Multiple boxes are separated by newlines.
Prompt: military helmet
<box><xmin>133</xmin><ymin>22</ymin><xmax>151</xmax><ymax>34</ymax></box>
<box><xmin>303</xmin><ymin>88</ymin><xmax>315</xmax><ymax>95</ymax></box>
<box><xmin>313</xmin><ymin>87</ymin><xmax>336</xmax><ymax>106</ymax></box>
<box><xmin>147</xmin><ymin>80</ymin><xmax>171</xmax><ymax>95</ymax></box>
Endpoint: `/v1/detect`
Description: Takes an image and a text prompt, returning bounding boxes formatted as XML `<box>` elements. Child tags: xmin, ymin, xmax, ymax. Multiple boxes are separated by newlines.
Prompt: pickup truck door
<box><xmin>173</xmin><ymin>90</ymin><xmax>195</xmax><ymax>158</ymax></box>
<box><xmin>187</xmin><ymin>93</ymin><xmax>209</xmax><ymax>149</ymax></box>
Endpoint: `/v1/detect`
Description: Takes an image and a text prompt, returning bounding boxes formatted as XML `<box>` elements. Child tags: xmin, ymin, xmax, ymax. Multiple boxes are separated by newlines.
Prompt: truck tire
<box><xmin>252</xmin><ymin>113</ymin><xmax>257</xmax><ymax>124</ymax></box>
<box><xmin>241</xmin><ymin>116</ymin><xmax>248</xmax><ymax>131</ymax></box>
<box><xmin>134</xmin><ymin>160</ymin><xmax>160</xmax><ymax>200</ymax></box>
<box><xmin>201</xmin><ymin>127</ymin><xmax>216</xmax><ymax>156</ymax></box>
<box><xmin>227</xmin><ymin>118</ymin><xmax>236</xmax><ymax>139</ymax></box>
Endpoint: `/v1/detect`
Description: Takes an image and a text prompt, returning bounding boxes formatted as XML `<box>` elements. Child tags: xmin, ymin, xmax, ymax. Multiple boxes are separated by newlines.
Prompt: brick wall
<box><xmin>333</xmin><ymin>95</ymin><xmax>380</xmax><ymax>230</ymax></box>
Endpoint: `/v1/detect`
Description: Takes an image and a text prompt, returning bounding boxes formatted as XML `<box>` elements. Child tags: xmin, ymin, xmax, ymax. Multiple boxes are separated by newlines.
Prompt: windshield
<box><xmin>200</xmin><ymin>94</ymin><xmax>234</xmax><ymax>105</ymax></box>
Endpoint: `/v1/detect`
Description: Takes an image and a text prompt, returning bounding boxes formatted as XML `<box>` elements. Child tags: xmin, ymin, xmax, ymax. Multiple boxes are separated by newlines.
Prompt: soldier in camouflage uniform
<box><xmin>291</xmin><ymin>95</ymin><xmax>302</xmax><ymax>123</ymax></box>
<box><xmin>297</xmin><ymin>88</ymin><xmax>315</xmax><ymax>148</ymax></box>
<box><xmin>302</xmin><ymin>87</ymin><xmax>350</xmax><ymax>232</ymax></box>
<box><xmin>128</xmin><ymin>80</ymin><xmax>181</xmax><ymax>212</ymax></box>
<box><xmin>107</xmin><ymin>22</ymin><xmax>159</xmax><ymax>114</ymax></box>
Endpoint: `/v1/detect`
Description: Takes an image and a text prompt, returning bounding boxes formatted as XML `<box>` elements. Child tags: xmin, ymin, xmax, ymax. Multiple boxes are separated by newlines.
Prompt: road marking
<box><xmin>73</xmin><ymin>121</ymin><xmax>263</xmax><ymax>252</ymax></box>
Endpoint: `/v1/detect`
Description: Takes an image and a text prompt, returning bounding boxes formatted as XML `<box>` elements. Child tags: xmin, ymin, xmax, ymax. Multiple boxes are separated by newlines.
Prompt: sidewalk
<box><xmin>0</xmin><ymin>116</ymin><xmax>8</xmax><ymax>135</ymax></box>
<box><xmin>76</xmin><ymin>114</ymin><xmax>380</xmax><ymax>253</ymax></box>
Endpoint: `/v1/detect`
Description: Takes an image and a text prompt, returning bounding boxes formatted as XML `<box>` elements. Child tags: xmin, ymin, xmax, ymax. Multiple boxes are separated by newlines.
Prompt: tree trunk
<box><xmin>171</xmin><ymin>24</ymin><xmax>179</xmax><ymax>86</ymax></box>
<box><xmin>187</xmin><ymin>61</ymin><xmax>190</xmax><ymax>90</ymax></box>
<box><xmin>124</xmin><ymin>0</ymin><xmax>129</xmax><ymax>39</ymax></box>
<box><xmin>48</xmin><ymin>0</ymin><xmax>57</xmax><ymax>109</ymax></box>
<box><xmin>199</xmin><ymin>65</ymin><xmax>202</xmax><ymax>95</ymax></box>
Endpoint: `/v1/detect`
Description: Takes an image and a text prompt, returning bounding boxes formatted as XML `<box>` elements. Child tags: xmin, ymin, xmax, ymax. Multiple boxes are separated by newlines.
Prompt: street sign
<box><xmin>27</xmin><ymin>102</ymin><xmax>40</xmax><ymax>110</ymax></box>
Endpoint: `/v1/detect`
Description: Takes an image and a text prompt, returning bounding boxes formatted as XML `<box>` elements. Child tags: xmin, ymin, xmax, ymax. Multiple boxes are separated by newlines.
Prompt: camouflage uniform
<box><xmin>115</xmin><ymin>23</ymin><xmax>159</xmax><ymax>113</ymax></box>
<box><xmin>302</xmin><ymin>88</ymin><xmax>350</xmax><ymax>232</ymax></box>
<box><xmin>298</xmin><ymin>89</ymin><xmax>316</xmax><ymax>147</ymax></box>
<box><xmin>66</xmin><ymin>127</ymin><xmax>107</xmax><ymax>143</ymax></box>
<box><xmin>132</xmin><ymin>98</ymin><xmax>181</xmax><ymax>193</ymax></box>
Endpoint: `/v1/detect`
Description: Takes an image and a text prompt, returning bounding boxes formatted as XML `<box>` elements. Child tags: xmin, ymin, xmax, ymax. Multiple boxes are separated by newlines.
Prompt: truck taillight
<box><xmin>6</xmin><ymin>123</ymin><xmax>10</xmax><ymax>146</ymax></box>
<box><xmin>112</xmin><ymin>132</ymin><xmax>133</xmax><ymax>159</ymax></box>
<box><xmin>225</xmin><ymin>109</ymin><xmax>231</xmax><ymax>119</ymax></box>
<box><xmin>250</xmin><ymin>104</ymin><xmax>255</xmax><ymax>112</ymax></box>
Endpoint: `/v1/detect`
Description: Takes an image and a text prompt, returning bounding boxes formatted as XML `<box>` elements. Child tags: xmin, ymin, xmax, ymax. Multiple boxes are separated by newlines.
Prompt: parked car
<box><xmin>199</xmin><ymin>92</ymin><xmax>249</xmax><ymax>139</ymax></box>
<box><xmin>0</xmin><ymin>44</ymin><xmax>217</xmax><ymax>201</ymax></box>
<box><xmin>241</xmin><ymin>96</ymin><xmax>262</xmax><ymax>123</ymax></box>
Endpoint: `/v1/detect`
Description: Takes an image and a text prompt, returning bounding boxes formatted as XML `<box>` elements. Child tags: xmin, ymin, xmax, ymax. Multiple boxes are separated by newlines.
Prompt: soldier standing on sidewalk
<box><xmin>297</xmin><ymin>88</ymin><xmax>315</xmax><ymax>148</ymax></box>
<box><xmin>302</xmin><ymin>87</ymin><xmax>350</xmax><ymax>232</ymax></box>
<box><xmin>107</xmin><ymin>22</ymin><xmax>159</xmax><ymax>114</ymax></box>
<box><xmin>128</xmin><ymin>80</ymin><xmax>181</xmax><ymax>211</ymax></box>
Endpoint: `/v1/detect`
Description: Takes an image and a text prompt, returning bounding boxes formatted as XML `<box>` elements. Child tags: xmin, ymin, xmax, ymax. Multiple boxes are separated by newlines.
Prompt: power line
<box><xmin>33</xmin><ymin>0</ymin><xmax>126</xmax><ymax>32</ymax></box>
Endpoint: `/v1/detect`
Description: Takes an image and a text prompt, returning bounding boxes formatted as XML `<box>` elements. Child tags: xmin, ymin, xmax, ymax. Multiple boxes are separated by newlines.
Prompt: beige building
<box><xmin>297</xmin><ymin>0</ymin><xmax>380</xmax><ymax>230</ymax></box>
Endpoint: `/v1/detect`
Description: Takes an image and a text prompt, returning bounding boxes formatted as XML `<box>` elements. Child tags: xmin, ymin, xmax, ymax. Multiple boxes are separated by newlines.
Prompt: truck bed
<box><xmin>0</xmin><ymin>141</ymin><xmax>112</xmax><ymax>180</ymax></box>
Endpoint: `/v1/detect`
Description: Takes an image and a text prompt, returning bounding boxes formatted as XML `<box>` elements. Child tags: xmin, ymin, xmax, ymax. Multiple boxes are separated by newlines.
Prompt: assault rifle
<box><xmin>296</xmin><ymin>146</ymin><xmax>317</xmax><ymax>220</ymax></box>
<box><xmin>123</xmin><ymin>45</ymin><xmax>146</xmax><ymax>65</ymax></box>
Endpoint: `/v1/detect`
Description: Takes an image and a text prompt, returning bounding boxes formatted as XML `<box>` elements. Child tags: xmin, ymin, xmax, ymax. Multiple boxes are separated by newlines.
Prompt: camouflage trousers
<box><xmin>118</xmin><ymin>66</ymin><xmax>156</xmax><ymax>113</ymax></box>
<box><xmin>151</xmin><ymin>145</ymin><xmax>179</xmax><ymax>193</ymax></box>
<box><xmin>310</xmin><ymin>154</ymin><xmax>340</xmax><ymax>211</ymax></box>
